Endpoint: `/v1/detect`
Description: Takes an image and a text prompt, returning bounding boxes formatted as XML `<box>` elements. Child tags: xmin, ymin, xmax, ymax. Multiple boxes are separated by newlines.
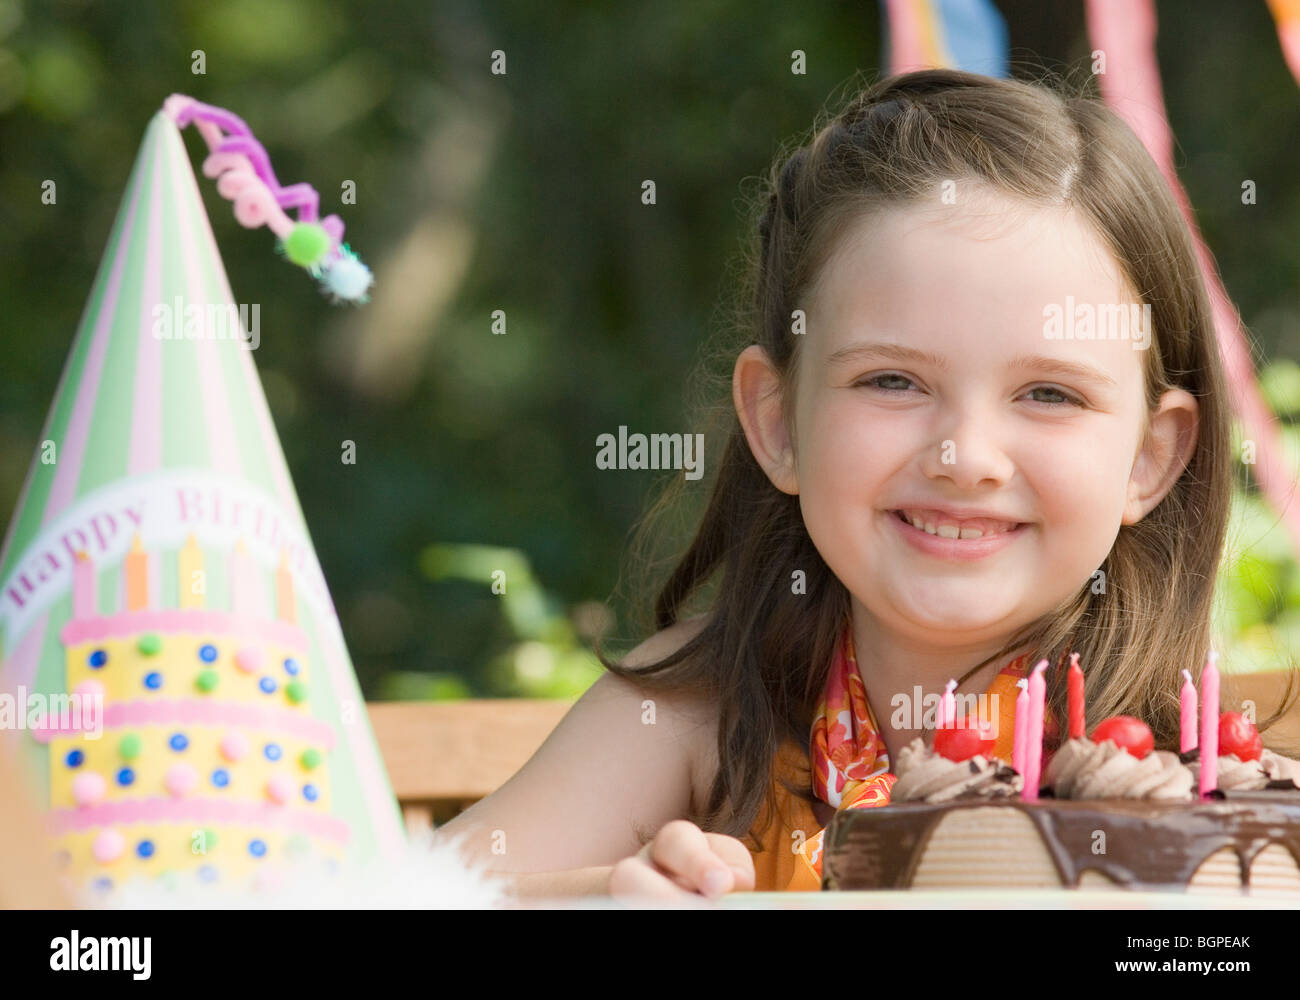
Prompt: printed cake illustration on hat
<box><xmin>0</xmin><ymin>96</ymin><xmax>403</xmax><ymax>896</ymax></box>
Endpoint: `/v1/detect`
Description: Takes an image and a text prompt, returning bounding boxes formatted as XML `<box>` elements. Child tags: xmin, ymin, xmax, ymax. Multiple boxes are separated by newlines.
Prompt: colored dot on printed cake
<box><xmin>88</xmin><ymin>649</ymin><xmax>107</xmax><ymax>668</ymax></box>
<box><xmin>72</xmin><ymin>772</ymin><xmax>106</xmax><ymax>805</ymax></box>
<box><xmin>248</xmin><ymin>839</ymin><xmax>267</xmax><ymax>858</ymax></box>
<box><xmin>137</xmin><ymin>633</ymin><xmax>162</xmax><ymax>656</ymax></box>
<box><xmin>92</xmin><ymin>829</ymin><xmax>125</xmax><ymax>863</ymax></box>
<box><xmin>195</xmin><ymin>669</ymin><xmax>219</xmax><ymax>693</ymax></box>
<box><xmin>235</xmin><ymin>647</ymin><xmax>262</xmax><ymax>673</ymax></box>
<box><xmin>65</xmin><ymin>749</ymin><xmax>84</xmax><ymax>768</ymax></box>
<box><xmin>219</xmin><ymin>731</ymin><xmax>249</xmax><ymax>761</ymax></box>
<box><xmin>136</xmin><ymin>840</ymin><xmax>155</xmax><ymax>860</ymax></box>
<box><xmin>74</xmin><ymin>680</ymin><xmax>104</xmax><ymax>700</ymax></box>
<box><xmin>165</xmin><ymin>763</ymin><xmax>197</xmax><ymax>797</ymax></box>
<box><xmin>198</xmin><ymin>643</ymin><xmax>219</xmax><ymax>663</ymax></box>
<box><xmin>116</xmin><ymin>767</ymin><xmax>135</xmax><ymax>786</ymax></box>
<box><xmin>118</xmin><ymin>733</ymin><xmax>142</xmax><ymax>760</ymax></box>
<box><xmin>169</xmin><ymin>732</ymin><xmax>189</xmax><ymax>752</ymax></box>
<box><xmin>267</xmin><ymin>773</ymin><xmax>294</xmax><ymax>803</ymax></box>
<box><xmin>283</xmin><ymin>657</ymin><xmax>300</xmax><ymax>675</ymax></box>
<box><xmin>259</xmin><ymin>676</ymin><xmax>277</xmax><ymax>694</ymax></box>
<box><xmin>144</xmin><ymin>672</ymin><xmax>163</xmax><ymax>690</ymax></box>
<box><xmin>264</xmin><ymin>742</ymin><xmax>282</xmax><ymax>762</ymax></box>
<box><xmin>211</xmin><ymin>768</ymin><xmax>230</xmax><ymax>788</ymax></box>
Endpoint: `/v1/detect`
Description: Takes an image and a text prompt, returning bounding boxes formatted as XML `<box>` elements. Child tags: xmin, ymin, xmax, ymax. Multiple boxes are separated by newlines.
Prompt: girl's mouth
<box><xmin>888</xmin><ymin>509</ymin><xmax>1025</xmax><ymax>539</ymax></box>
<box><xmin>885</xmin><ymin>509</ymin><xmax>1029</xmax><ymax>561</ymax></box>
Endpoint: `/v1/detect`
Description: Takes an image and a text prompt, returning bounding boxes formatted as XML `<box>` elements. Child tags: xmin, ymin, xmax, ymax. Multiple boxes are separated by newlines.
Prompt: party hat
<box><xmin>0</xmin><ymin>99</ymin><xmax>402</xmax><ymax>897</ymax></box>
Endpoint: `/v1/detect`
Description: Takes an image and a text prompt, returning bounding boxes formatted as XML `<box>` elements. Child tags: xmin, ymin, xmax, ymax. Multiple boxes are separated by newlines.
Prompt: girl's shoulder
<box><xmin>614</xmin><ymin>614</ymin><xmax>719</xmax><ymax>815</ymax></box>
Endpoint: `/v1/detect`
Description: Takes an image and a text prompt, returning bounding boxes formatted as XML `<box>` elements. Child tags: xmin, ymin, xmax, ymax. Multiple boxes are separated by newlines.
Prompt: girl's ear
<box><xmin>733</xmin><ymin>344</ymin><xmax>799</xmax><ymax>495</ymax></box>
<box><xmin>1122</xmin><ymin>388</ymin><xmax>1199</xmax><ymax>524</ymax></box>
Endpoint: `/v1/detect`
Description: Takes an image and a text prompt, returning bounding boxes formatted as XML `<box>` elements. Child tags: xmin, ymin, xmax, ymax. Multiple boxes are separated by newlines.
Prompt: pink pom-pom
<box><xmin>165</xmin><ymin>763</ymin><xmax>197</xmax><ymax>797</ymax></box>
<box><xmin>234</xmin><ymin>647</ymin><xmax>263</xmax><ymax>673</ymax></box>
<box><xmin>266</xmin><ymin>773</ymin><xmax>294</xmax><ymax>804</ymax></box>
<box><xmin>219</xmin><ymin>731</ymin><xmax>249</xmax><ymax>762</ymax></box>
<box><xmin>92</xmin><ymin>829</ymin><xmax>125</xmax><ymax>864</ymax></box>
<box><xmin>72</xmin><ymin>771</ymin><xmax>106</xmax><ymax>806</ymax></box>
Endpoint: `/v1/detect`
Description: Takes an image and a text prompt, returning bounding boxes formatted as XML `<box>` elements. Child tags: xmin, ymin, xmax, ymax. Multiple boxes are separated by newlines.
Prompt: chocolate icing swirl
<box><xmin>1184</xmin><ymin>747</ymin><xmax>1295</xmax><ymax>791</ymax></box>
<box><xmin>1043</xmin><ymin>738</ymin><xmax>1193</xmax><ymax>801</ymax></box>
<box><xmin>891</xmin><ymin>737</ymin><xmax>1022</xmax><ymax>803</ymax></box>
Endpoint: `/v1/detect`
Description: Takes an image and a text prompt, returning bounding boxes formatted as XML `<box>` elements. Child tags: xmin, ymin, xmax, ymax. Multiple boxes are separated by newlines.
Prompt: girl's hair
<box><xmin>597</xmin><ymin>68</ymin><xmax>1300</xmax><ymax>851</ymax></box>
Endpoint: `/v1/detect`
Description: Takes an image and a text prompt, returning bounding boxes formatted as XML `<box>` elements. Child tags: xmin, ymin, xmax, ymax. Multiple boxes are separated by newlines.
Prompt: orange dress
<box><xmin>746</xmin><ymin>652</ymin><xmax>1055</xmax><ymax>891</ymax></box>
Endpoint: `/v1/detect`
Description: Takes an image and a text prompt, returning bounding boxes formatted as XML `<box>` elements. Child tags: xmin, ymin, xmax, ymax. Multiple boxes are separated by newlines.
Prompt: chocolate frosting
<box><xmin>823</xmin><ymin>794</ymin><xmax>1300</xmax><ymax>890</ymax></box>
<box><xmin>1043</xmin><ymin>738</ymin><xmax>1193</xmax><ymax>801</ymax></box>
<box><xmin>1184</xmin><ymin>747</ymin><xmax>1295</xmax><ymax>791</ymax></box>
<box><xmin>891</xmin><ymin>737</ymin><xmax>1022</xmax><ymax>803</ymax></box>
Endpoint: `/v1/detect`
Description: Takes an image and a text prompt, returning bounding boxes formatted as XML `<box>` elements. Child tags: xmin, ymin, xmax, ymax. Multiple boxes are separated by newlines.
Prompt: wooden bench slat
<box><xmin>367</xmin><ymin>699</ymin><xmax>575</xmax><ymax>802</ymax></box>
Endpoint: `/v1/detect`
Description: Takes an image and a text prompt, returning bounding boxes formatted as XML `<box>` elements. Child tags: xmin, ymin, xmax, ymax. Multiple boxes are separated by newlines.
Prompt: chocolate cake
<box><xmin>822</xmin><ymin>737</ymin><xmax>1300</xmax><ymax>892</ymax></box>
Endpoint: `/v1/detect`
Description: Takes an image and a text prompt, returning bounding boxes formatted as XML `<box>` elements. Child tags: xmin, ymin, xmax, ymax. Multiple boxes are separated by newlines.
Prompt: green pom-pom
<box><xmin>118</xmin><ymin>733</ymin><xmax>142</xmax><ymax>760</ymax></box>
<box><xmin>284</xmin><ymin>223</ymin><xmax>330</xmax><ymax>267</ymax></box>
<box><xmin>299</xmin><ymin>748</ymin><xmax>322</xmax><ymax>770</ymax></box>
<box><xmin>286</xmin><ymin>680</ymin><xmax>308</xmax><ymax>704</ymax></box>
<box><xmin>137</xmin><ymin>633</ymin><xmax>163</xmax><ymax>656</ymax></box>
<box><xmin>195</xmin><ymin>669</ymin><xmax>219</xmax><ymax>693</ymax></box>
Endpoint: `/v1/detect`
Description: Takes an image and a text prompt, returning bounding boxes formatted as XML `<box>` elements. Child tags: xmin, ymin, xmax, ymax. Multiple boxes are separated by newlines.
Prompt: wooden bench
<box><xmin>367</xmin><ymin>699</ymin><xmax>576</xmax><ymax>834</ymax></box>
<box><xmin>366</xmin><ymin>672</ymin><xmax>1300</xmax><ymax>835</ymax></box>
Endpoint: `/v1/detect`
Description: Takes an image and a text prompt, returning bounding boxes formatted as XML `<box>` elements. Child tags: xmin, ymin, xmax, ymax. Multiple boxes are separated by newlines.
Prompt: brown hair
<box><xmin>597</xmin><ymin>67</ymin><xmax>1300</xmax><ymax>853</ymax></box>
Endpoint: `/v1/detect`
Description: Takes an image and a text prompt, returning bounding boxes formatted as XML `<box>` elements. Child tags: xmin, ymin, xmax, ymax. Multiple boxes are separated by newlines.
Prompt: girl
<box><xmin>436</xmin><ymin>68</ymin><xmax>1300</xmax><ymax>899</ymax></box>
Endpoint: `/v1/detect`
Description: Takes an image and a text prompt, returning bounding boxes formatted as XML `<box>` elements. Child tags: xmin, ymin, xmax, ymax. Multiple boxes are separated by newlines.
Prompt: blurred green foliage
<box><xmin>3</xmin><ymin>1</ymin><xmax>1300</xmax><ymax>699</ymax></box>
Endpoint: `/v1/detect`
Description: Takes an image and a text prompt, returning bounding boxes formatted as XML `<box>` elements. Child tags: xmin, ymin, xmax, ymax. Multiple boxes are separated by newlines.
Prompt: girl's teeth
<box><xmin>902</xmin><ymin>513</ymin><xmax>989</xmax><ymax>540</ymax></box>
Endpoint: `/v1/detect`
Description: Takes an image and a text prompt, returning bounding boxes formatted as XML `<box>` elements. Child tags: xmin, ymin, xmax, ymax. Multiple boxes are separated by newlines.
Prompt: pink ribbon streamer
<box><xmin>1086</xmin><ymin>0</ymin><xmax>1300</xmax><ymax>558</ymax></box>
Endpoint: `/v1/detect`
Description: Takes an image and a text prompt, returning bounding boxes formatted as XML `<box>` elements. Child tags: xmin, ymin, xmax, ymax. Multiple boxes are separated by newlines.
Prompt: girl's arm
<box><xmin>434</xmin><ymin>618</ymin><xmax>715</xmax><ymax>894</ymax></box>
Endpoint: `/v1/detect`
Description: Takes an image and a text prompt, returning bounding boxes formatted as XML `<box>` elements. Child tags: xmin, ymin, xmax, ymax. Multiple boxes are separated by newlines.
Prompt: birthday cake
<box><xmin>822</xmin><ymin>664</ymin><xmax>1300</xmax><ymax>893</ymax></box>
<box><xmin>31</xmin><ymin>537</ymin><xmax>347</xmax><ymax>893</ymax></box>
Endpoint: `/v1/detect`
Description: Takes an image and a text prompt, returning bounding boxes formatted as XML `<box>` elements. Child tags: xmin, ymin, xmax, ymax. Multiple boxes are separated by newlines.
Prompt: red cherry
<box><xmin>934</xmin><ymin>715</ymin><xmax>996</xmax><ymax>762</ymax></box>
<box><xmin>1089</xmin><ymin>715</ymin><xmax>1154</xmax><ymax>760</ymax></box>
<box><xmin>1218</xmin><ymin>712</ymin><xmax>1262</xmax><ymax>762</ymax></box>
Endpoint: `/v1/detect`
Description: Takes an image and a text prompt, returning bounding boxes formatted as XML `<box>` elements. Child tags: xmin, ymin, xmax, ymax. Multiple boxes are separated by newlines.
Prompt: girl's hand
<box><xmin>609</xmin><ymin>819</ymin><xmax>756</xmax><ymax>902</ymax></box>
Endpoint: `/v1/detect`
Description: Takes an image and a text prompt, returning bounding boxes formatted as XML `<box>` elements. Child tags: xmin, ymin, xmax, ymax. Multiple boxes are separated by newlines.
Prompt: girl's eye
<box><xmin>853</xmin><ymin>374</ymin><xmax>1085</xmax><ymax>408</ymax></box>
<box><xmin>854</xmin><ymin>373</ymin><xmax>915</xmax><ymax>393</ymax></box>
<box><xmin>1023</xmin><ymin>385</ymin><xmax>1085</xmax><ymax>407</ymax></box>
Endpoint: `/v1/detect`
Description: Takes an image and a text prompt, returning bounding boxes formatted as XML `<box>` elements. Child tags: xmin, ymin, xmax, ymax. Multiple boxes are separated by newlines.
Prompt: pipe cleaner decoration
<box><xmin>162</xmin><ymin>94</ymin><xmax>373</xmax><ymax>305</ymax></box>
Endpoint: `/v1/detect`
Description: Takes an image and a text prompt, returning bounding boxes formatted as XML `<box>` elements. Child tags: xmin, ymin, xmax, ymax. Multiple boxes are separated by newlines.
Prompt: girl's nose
<box><xmin>919</xmin><ymin>414</ymin><xmax>1016</xmax><ymax>491</ymax></box>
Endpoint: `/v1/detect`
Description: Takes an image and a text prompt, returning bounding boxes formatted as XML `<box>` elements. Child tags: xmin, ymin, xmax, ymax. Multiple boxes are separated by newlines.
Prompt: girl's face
<box><xmin>735</xmin><ymin>192</ymin><xmax>1199</xmax><ymax>651</ymax></box>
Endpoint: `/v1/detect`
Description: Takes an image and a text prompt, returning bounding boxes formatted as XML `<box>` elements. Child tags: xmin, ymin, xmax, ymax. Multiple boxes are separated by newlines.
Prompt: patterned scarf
<box><xmin>787</xmin><ymin>623</ymin><xmax>1056</xmax><ymax>891</ymax></box>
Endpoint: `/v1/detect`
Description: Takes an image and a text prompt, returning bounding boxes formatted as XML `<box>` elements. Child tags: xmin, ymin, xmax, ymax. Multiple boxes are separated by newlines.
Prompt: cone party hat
<box><xmin>0</xmin><ymin>98</ymin><xmax>402</xmax><ymax>897</ymax></box>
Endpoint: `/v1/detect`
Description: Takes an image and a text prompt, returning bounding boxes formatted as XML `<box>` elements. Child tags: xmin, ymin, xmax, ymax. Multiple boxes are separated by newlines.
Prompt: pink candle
<box><xmin>73</xmin><ymin>551</ymin><xmax>96</xmax><ymax>619</ymax></box>
<box><xmin>1012</xmin><ymin>677</ymin><xmax>1029</xmax><ymax>775</ymax></box>
<box><xmin>1021</xmin><ymin>660</ymin><xmax>1049</xmax><ymax>801</ymax></box>
<box><xmin>1180</xmin><ymin>668</ymin><xmax>1197</xmax><ymax>754</ymax></box>
<box><xmin>231</xmin><ymin>539</ymin><xmax>256</xmax><ymax>618</ymax></box>
<box><xmin>1199</xmin><ymin>651</ymin><xmax>1219</xmax><ymax>797</ymax></box>
<box><xmin>938</xmin><ymin>679</ymin><xmax>956</xmax><ymax>729</ymax></box>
